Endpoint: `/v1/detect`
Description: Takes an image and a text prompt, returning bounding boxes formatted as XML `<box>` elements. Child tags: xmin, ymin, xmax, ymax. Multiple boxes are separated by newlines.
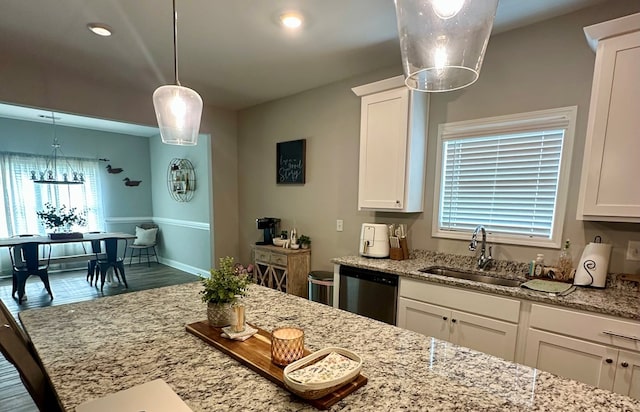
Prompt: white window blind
<box><xmin>433</xmin><ymin>106</ymin><xmax>576</xmax><ymax>248</ymax></box>
<box><xmin>440</xmin><ymin>130</ymin><xmax>563</xmax><ymax>238</ymax></box>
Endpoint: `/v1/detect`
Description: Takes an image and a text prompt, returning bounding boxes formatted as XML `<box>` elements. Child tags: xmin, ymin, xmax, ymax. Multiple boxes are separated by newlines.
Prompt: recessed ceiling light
<box><xmin>87</xmin><ymin>23</ymin><xmax>112</xmax><ymax>37</ymax></box>
<box><xmin>280</xmin><ymin>13</ymin><xmax>303</xmax><ymax>29</ymax></box>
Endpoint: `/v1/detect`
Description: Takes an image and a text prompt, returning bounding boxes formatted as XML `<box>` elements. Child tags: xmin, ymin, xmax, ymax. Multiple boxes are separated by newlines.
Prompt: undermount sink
<box><xmin>418</xmin><ymin>266</ymin><xmax>522</xmax><ymax>288</ymax></box>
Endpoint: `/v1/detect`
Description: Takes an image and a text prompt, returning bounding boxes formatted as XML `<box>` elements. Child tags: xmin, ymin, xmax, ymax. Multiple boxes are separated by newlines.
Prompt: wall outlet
<box><xmin>336</xmin><ymin>219</ymin><xmax>344</xmax><ymax>232</ymax></box>
<box><xmin>626</xmin><ymin>241</ymin><xmax>640</xmax><ymax>261</ymax></box>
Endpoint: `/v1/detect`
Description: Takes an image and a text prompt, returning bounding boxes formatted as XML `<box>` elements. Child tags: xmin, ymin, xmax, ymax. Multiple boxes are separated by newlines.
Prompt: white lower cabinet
<box><xmin>397</xmin><ymin>279</ymin><xmax>520</xmax><ymax>361</ymax></box>
<box><xmin>524</xmin><ymin>304</ymin><xmax>640</xmax><ymax>399</ymax></box>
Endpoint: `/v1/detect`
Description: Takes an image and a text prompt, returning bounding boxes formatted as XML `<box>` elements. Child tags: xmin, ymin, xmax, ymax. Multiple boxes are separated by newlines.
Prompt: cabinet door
<box><xmin>613</xmin><ymin>350</ymin><xmax>640</xmax><ymax>399</ymax></box>
<box><xmin>397</xmin><ymin>297</ymin><xmax>449</xmax><ymax>341</ymax></box>
<box><xmin>254</xmin><ymin>261</ymin><xmax>271</xmax><ymax>288</ymax></box>
<box><xmin>524</xmin><ymin>329</ymin><xmax>617</xmax><ymax>390</ymax></box>
<box><xmin>358</xmin><ymin>88</ymin><xmax>409</xmax><ymax>210</ymax></box>
<box><xmin>450</xmin><ymin>310</ymin><xmax>518</xmax><ymax>362</ymax></box>
<box><xmin>578</xmin><ymin>31</ymin><xmax>640</xmax><ymax>221</ymax></box>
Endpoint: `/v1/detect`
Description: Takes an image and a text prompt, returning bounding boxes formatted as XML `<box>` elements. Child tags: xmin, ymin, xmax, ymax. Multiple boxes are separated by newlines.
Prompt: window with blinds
<box><xmin>433</xmin><ymin>107</ymin><xmax>577</xmax><ymax>248</ymax></box>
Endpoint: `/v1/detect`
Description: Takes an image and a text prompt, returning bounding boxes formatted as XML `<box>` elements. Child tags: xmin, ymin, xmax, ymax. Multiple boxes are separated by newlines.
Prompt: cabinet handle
<box><xmin>451</xmin><ymin>319</ymin><xmax>457</xmax><ymax>323</ymax></box>
<box><xmin>621</xmin><ymin>362</ymin><xmax>629</xmax><ymax>368</ymax></box>
<box><xmin>442</xmin><ymin>316</ymin><xmax>448</xmax><ymax>321</ymax></box>
<box><xmin>605</xmin><ymin>358</ymin><xmax>613</xmax><ymax>364</ymax></box>
<box><xmin>603</xmin><ymin>330</ymin><xmax>640</xmax><ymax>341</ymax></box>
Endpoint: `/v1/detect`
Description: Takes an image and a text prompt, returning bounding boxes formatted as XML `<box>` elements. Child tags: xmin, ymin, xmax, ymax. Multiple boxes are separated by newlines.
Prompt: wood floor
<box><xmin>0</xmin><ymin>263</ymin><xmax>201</xmax><ymax>412</ymax></box>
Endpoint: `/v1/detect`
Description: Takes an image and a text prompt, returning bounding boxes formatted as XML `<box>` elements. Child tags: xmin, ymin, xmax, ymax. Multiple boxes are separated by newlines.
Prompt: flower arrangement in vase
<box><xmin>200</xmin><ymin>256</ymin><xmax>253</xmax><ymax>327</ymax></box>
<box><xmin>36</xmin><ymin>202</ymin><xmax>87</xmax><ymax>235</ymax></box>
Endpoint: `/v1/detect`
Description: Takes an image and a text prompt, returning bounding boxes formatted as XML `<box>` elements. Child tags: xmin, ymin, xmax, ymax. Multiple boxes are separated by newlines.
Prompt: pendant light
<box><xmin>153</xmin><ymin>0</ymin><xmax>202</xmax><ymax>146</ymax></box>
<box><xmin>30</xmin><ymin>113</ymin><xmax>84</xmax><ymax>185</ymax></box>
<box><xmin>394</xmin><ymin>0</ymin><xmax>499</xmax><ymax>92</ymax></box>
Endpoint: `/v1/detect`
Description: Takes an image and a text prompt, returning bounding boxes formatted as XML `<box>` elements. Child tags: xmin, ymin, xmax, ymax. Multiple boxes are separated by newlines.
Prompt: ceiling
<box><xmin>1</xmin><ymin>0</ymin><xmax>608</xmax><ymax>114</ymax></box>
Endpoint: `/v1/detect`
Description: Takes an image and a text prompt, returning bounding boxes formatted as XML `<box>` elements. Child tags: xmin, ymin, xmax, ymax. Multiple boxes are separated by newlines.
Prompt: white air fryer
<box><xmin>359</xmin><ymin>223</ymin><xmax>389</xmax><ymax>258</ymax></box>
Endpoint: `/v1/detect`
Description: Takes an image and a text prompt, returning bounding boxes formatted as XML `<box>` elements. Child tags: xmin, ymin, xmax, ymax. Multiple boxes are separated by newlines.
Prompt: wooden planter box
<box><xmin>49</xmin><ymin>232</ymin><xmax>84</xmax><ymax>240</ymax></box>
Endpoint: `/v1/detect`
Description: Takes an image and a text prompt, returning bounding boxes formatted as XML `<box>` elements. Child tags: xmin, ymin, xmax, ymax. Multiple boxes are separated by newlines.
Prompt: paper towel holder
<box><xmin>573</xmin><ymin>235</ymin><xmax>611</xmax><ymax>288</ymax></box>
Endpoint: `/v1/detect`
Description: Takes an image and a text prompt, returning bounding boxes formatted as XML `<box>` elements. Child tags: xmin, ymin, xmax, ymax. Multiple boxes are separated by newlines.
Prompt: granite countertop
<box><xmin>332</xmin><ymin>250</ymin><xmax>640</xmax><ymax>321</ymax></box>
<box><xmin>20</xmin><ymin>282</ymin><xmax>640</xmax><ymax>411</ymax></box>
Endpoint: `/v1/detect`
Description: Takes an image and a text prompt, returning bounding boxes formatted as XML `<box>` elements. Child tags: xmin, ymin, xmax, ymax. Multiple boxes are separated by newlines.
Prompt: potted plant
<box><xmin>200</xmin><ymin>256</ymin><xmax>253</xmax><ymax>327</ymax></box>
<box><xmin>298</xmin><ymin>235</ymin><xmax>311</xmax><ymax>249</ymax></box>
<box><xmin>36</xmin><ymin>202</ymin><xmax>87</xmax><ymax>238</ymax></box>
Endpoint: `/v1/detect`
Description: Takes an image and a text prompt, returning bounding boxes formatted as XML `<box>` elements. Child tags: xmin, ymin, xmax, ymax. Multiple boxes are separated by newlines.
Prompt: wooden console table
<box><xmin>252</xmin><ymin>245</ymin><xmax>310</xmax><ymax>298</ymax></box>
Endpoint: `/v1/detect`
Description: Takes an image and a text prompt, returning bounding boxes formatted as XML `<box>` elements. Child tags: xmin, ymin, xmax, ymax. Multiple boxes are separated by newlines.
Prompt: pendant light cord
<box><xmin>173</xmin><ymin>0</ymin><xmax>181</xmax><ymax>86</ymax></box>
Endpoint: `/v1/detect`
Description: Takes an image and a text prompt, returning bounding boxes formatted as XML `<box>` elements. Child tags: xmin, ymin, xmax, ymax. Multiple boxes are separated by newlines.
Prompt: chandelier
<box><xmin>30</xmin><ymin>113</ymin><xmax>84</xmax><ymax>185</ymax></box>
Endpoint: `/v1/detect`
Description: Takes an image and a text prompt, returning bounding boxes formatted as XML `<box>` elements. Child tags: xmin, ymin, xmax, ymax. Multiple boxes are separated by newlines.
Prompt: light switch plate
<box><xmin>626</xmin><ymin>241</ymin><xmax>640</xmax><ymax>261</ymax></box>
<box><xmin>336</xmin><ymin>219</ymin><xmax>344</xmax><ymax>232</ymax></box>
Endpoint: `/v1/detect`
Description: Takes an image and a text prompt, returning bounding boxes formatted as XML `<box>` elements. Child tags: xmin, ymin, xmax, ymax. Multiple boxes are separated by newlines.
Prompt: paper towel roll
<box><xmin>573</xmin><ymin>242</ymin><xmax>612</xmax><ymax>288</ymax></box>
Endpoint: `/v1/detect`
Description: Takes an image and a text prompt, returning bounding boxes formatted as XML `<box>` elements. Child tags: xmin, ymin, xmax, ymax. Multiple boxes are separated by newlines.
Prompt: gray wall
<box><xmin>149</xmin><ymin>134</ymin><xmax>212</xmax><ymax>274</ymax></box>
<box><xmin>0</xmin><ymin>117</ymin><xmax>153</xmax><ymax>222</ymax></box>
<box><xmin>237</xmin><ymin>1</ymin><xmax>640</xmax><ymax>274</ymax></box>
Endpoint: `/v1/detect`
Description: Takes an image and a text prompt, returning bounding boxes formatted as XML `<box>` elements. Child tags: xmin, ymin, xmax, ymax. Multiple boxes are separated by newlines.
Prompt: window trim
<box><xmin>431</xmin><ymin>106</ymin><xmax>577</xmax><ymax>249</ymax></box>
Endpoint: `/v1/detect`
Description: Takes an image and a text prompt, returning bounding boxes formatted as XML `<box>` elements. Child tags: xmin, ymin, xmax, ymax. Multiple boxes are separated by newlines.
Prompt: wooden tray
<box><xmin>185</xmin><ymin>321</ymin><xmax>367</xmax><ymax>410</ymax></box>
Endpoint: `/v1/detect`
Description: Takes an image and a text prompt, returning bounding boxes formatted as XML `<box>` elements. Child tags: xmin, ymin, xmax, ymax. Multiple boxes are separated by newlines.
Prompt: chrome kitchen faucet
<box><xmin>469</xmin><ymin>225</ymin><xmax>493</xmax><ymax>270</ymax></box>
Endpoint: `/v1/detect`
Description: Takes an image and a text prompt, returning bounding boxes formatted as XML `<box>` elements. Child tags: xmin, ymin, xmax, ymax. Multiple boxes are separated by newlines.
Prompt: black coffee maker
<box><xmin>256</xmin><ymin>217</ymin><xmax>280</xmax><ymax>245</ymax></box>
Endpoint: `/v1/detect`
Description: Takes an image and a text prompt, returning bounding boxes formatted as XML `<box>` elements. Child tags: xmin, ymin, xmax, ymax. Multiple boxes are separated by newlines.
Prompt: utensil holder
<box><xmin>390</xmin><ymin>248</ymin><xmax>404</xmax><ymax>260</ymax></box>
<box><xmin>399</xmin><ymin>238</ymin><xmax>409</xmax><ymax>259</ymax></box>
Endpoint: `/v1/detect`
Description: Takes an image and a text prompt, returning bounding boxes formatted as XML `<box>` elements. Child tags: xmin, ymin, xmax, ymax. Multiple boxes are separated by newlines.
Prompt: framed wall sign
<box><xmin>276</xmin><ymin>139</ymin><xmax>306</xmax><ymax>184</ymax></box>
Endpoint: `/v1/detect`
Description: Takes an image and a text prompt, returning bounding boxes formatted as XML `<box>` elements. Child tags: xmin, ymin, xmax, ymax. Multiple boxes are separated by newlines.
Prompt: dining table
<box><xmin>0</xmin><ymin>231</ymin><xmax>135</xmax><ymax>248</ymax></box>
<box><xmin>18</xmin><ymin>282</ymin><xmax>640</xmax><ymax>411</ymax></box>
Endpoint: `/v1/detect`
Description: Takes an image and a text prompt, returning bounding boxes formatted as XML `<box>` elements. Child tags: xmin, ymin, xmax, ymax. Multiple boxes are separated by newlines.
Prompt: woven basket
<box><xmin>283</xmin><ymin>347</ymin><xmax>362</xmax><ymax>400</ymax></box>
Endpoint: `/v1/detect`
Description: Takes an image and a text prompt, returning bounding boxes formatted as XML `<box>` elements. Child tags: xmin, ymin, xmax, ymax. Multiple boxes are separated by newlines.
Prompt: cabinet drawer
<box><xmin>255</xmin><ymin>249</ymin><xmax>270</xmax><ymax>262</ymax></box>
<box><xmin>399</xmin><ymin>278</ymin><xmax>520</xmax><ymax>323</ymax></box>
<box><xmin>270</xmin><ymin>253</ymin><xmax>287</xmax><ymax>266</ymax></box>
<box><xmin>530</xmin><ymin>304</ymin><xmax>640</xmax><ymax>352</ymax></box>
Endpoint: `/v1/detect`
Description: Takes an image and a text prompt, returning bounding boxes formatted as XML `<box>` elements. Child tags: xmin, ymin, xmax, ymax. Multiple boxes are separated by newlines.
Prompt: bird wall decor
<box><xmin>123</xmin><ymin>177</ymin><xmax>141</xmax><ymax>186</ymax></box>
<box><xmin>106</xmin><ymin>165</ymin><xmax>123</xmax><ymax>174</ymax></box>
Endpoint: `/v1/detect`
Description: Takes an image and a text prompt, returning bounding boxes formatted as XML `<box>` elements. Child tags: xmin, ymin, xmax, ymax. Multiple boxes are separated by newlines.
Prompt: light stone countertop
<box><xmin>332</xmin><ymin>250</ymin><xmax>640</xmax><ymax>321</ymax></box>
<box><xmin>20</xmin><ymin>282</ymin><xmax>640</xmax><ymax>411</ymax></box>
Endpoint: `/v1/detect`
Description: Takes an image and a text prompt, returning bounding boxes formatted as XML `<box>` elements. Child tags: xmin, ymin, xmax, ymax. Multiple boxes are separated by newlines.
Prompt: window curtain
<box><xmin>0</xmin><ymin>151</ymin><xmax>104</xmax><ymax>261</ymax></box>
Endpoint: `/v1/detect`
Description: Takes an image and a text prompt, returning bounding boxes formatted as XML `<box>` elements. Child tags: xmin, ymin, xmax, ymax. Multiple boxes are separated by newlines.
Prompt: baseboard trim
<box><xmin>157</xmin><ymin>256</ymin><xmax>209</xmax><ymax>278</ymax></box>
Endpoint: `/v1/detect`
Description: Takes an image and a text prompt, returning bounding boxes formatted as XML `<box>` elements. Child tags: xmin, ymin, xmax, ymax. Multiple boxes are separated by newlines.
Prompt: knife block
<box><xmin>389</xmin><ymin>247</ymin><xmax>404</xmax><ymax>260</ymax></box>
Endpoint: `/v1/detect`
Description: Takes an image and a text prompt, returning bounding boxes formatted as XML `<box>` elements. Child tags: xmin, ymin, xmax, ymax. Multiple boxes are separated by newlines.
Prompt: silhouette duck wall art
<box><xmin>123</xmin><ymin>177</ymin><xmax>141</xmax><ymax>186</ymax></box>
<box><xmin>106</xmin><ymin>165</ymin><xmax>123</xmax><ymax>174</ymax></box>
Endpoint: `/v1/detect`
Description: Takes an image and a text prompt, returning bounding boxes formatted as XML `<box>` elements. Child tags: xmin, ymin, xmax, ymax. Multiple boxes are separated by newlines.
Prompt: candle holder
<box><xmin>271</xmin><ymin>327</ymin><xmax>305</xmax><ymax>366</ymax></box>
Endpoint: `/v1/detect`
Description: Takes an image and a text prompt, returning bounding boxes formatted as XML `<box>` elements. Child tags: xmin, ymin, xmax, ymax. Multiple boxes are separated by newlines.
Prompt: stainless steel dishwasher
<box><xmin>338</xmin><ymin>265</ymin><xmax>398</xmax><ymax>325</ymax></box>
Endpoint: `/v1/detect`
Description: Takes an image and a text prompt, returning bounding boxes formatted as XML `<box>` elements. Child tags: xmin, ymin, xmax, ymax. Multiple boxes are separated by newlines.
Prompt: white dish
<box><xmin>283</xmin><ymin>347</ymin><xmax>362</xmax><ymax>397</ymax></box>
<box><xmin>290</xmin><ymin>243</ymin><xmax>300</xmax><ymax>249</ymax></box>
<box><xmin>273</xmin><ymin>238</ymin><xmax>287</xmax><ymax>246</ymax></box>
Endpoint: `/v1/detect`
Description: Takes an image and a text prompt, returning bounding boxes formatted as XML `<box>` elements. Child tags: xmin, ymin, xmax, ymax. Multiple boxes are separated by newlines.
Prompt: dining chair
<box><xmin>86</xmin><ymin>239</ymin><xmax>102</xmax><ymax>286</ymax></box>
<box><xmin>9</xmin><ymin>242</ymin><xmax>53</xmax><ymax>304</ymax></box>
<box><xmin>0</xmin><ymin>299</ymin><xmax>63</xmax><ymax>411</ymax></box>
<box><xmin>128</xmin><ymin>223</ymin><xmax>159</xmax><ymax>267</ymax></box>
<box><xmin>96</xmin><ymin>238</ymin><xmax>128</xmax><ymax>292</ymax></box>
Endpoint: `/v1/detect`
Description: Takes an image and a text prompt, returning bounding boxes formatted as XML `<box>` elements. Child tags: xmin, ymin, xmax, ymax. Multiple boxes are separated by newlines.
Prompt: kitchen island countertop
<box><xmin>20</xmin><ymin>282</ymin><xmax>640</xmax><ymax>411</ymax></box>
<box><xmin>332</xmin><ymin>252</ymin><xmax>640</xmax><ymax>321</ymax></box>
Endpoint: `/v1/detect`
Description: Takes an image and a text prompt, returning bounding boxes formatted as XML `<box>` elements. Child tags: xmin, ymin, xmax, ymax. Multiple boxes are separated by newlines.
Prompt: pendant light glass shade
<box><xmin>153</xmin><ymin>0</ymin><xmax>202</xmax><ymax>146</ymax></box>
<box><xmin>153</xmin><ymin>85</ymin><xmax>202</xmax><ymax>145</ymax></box>
<box><xmin>394</xmin><ymin>0</ymin><xmax>498</xmax><ymax>92</ymax></box>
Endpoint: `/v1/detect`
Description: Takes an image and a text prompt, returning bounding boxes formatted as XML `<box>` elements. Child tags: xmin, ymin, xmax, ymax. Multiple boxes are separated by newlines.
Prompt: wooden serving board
<box><xmin>185</xmin><ymin>321</ymin><xmax>367</xmax><ymax>410</ymax></box>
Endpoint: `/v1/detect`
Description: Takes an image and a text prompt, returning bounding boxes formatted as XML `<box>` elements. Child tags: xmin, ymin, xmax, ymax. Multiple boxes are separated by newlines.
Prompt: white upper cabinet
<box><xmin>577</xmin><ymin>14</ymin><xmax>640</xmax><ymax>222</ymax></box>
<box><xmin>352</xmin><ymin>76</ymin><xmax>429</xmax><ymax>212</ymax></box>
